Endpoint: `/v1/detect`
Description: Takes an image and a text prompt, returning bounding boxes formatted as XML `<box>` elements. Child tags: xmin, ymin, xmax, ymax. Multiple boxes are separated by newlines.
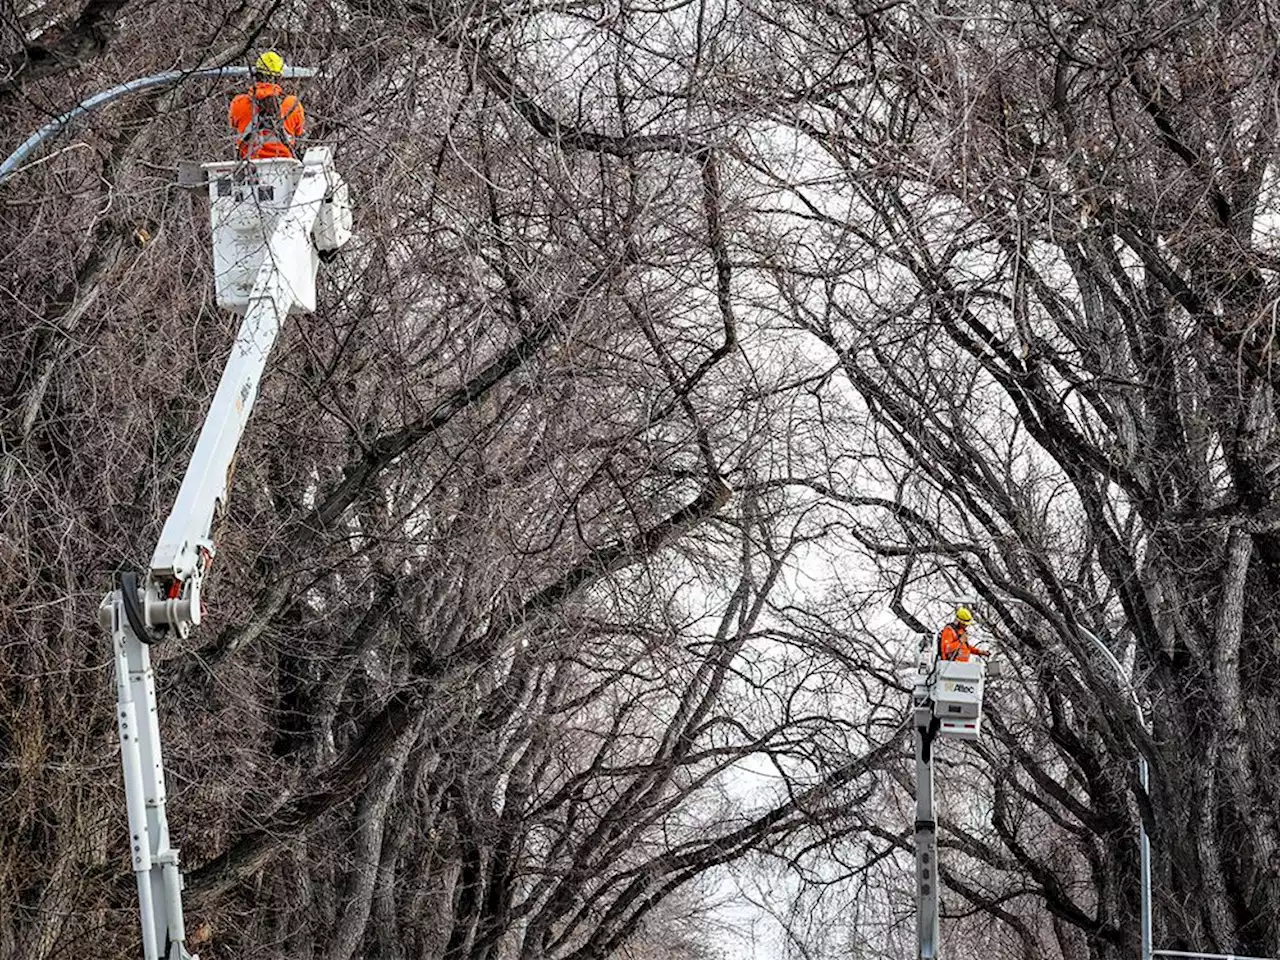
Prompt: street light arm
<box><xmin>997</xmin><ymin>598</ymin><xmax>1154</xmax><ymax>960</ymax></box>
<box><xmin>0</xmin><ymin>65</ymin><xmax>318</xmax><ymax>184</ymax></box>
<box><xmin>1070</xmin><ymin>621</ymin><xmax>1153</xmax><ymax>960</ymax></box>
<box><xmin>1073</xmin><ymin>623</ymin><xmax>1147</xmax><ymax>728</ymax></box>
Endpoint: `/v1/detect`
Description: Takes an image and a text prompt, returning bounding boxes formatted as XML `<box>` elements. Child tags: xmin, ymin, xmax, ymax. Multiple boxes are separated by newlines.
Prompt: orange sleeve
<box><xmin>282</xmin><ymin>96</ymin><xmax>305</xmax><ymax>137</ymax></box>
<box><xmin>939</xmin><ymin>626</ymin><xmax>957</xmax><ymax>658</ymax></box>
<box><xmin>229</xmin><ymin>94</ymin><xmax>251</xmax><ymax>132</ymax></box>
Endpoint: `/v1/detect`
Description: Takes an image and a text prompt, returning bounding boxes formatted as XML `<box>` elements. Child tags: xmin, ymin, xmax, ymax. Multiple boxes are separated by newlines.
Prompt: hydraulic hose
<box><xmin>119</xmin><ymin>571</ymin><xmax>165</xmax><ymax>645</ymax></box>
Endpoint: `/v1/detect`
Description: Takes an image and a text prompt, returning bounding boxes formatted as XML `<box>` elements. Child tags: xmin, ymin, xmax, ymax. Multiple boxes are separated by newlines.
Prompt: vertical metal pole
<box><xmin>915</xmin><ymin>709</ymin><xmax>941</xmax><ymax>959</ymax></box>
<box><xmin>1073</xmin><ymin>624</ymin><xmax>1154</xmax><ymax>960</ymax></box>
<box><xmin>1140</xmin><ymin>754</ymin><xmax>1152</xmax><ymax>960</ymax></box>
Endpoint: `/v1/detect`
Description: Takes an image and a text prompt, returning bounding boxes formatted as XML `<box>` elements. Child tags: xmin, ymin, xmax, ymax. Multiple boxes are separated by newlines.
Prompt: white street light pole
<box><xmin>1016</xmin><ymin>614</ymin><xmax>1276</xmax><ymax>960</ymax></box>
<box><xmin>1072</xmin><ymin>624</ymin><xmax>1153</xmax><ymax>960</ymax></box>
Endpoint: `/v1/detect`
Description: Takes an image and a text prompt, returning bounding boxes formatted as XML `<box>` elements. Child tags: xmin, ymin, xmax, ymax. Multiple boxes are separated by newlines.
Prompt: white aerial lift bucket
<box><xmin>202</xmin><ymin>146</ymin><xmax>351</xmax><ymax>314</ymax></box>
<box><xmin>932</xmin><ymin>660</ymin><xmax>985</xmax><ymax>740</ymax></box>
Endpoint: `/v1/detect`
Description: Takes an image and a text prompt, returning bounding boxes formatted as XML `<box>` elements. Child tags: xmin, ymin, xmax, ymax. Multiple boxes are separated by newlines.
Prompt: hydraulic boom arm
<box><xmin>101</xmin><ymin>146</ymin><xmax>350</xmax><ymax>960</ymax></box>
<box><xmin>913</xmin><ymin>636</ymin><xmax>941</xmax><ymax>960</ymax></box>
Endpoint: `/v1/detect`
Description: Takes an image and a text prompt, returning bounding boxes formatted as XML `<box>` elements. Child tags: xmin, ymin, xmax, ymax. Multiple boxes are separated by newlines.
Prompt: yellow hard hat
<box><xmin>955</xmin><ymin>607</ymin><xmax>974</xmax><ymax>624</ymax></box>
<box><xmin>254</xmin><ymin>51</ymin><xmax>285</xmax><ymax>76</ymax></box>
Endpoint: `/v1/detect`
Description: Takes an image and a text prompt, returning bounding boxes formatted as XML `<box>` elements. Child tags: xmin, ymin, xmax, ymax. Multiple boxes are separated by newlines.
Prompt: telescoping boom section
<box><xmin>100</xmin><ymin>147</ymin><xmax>350</xmax><ymax>960</ymax></box>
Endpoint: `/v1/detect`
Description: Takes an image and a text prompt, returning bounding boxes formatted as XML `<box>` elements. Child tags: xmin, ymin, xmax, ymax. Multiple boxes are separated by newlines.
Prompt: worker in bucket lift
<box><xmin>938</xmin><ymin>607</ymin><xmax>989</xmax><ymax>662</ymax></box>
<box><xmin>229</xmin><ymin>51</ymin><xmax>305</xmax><ymax>160</ymax></box>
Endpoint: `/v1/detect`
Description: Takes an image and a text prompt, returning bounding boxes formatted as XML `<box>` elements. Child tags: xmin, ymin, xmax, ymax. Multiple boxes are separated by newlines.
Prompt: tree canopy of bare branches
<box><xmin>4</xmin><ymin>1</ymin><xmax>1280</xmax><ymax>959</ymax></box>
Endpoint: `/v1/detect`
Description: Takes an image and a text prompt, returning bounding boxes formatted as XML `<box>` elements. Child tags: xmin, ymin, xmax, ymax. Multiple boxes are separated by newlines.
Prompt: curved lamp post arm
<box><xmin>1073</xmin><ymin>623</ymin><xmax>1149</xmax><ymax>731</ymax></box>
<box><xmin>0</xmin><ymin>65</ymin><xmax>317</xmax><ymax>184</ymax></box>
<box><xmin>996</xmin><ymin>601</ymin><xmax>1153</xmax><ymax>960</ymax></box>
<box><xmin>1001</xmin><ymin>605</ymin><xmax>1272</xmax><ymax>960</ymax></box>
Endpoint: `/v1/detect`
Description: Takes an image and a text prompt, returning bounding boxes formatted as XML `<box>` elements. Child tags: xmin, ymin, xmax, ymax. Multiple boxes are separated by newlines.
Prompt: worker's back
<box><xmin>230</xmin><ymin>81</ymin><xmax>304</xmax><ymax>159</ymax></box>
<box><xmin>939</xmin><ymin>622</ymin><xmax>969</xmax><ymax>661</ymax></box>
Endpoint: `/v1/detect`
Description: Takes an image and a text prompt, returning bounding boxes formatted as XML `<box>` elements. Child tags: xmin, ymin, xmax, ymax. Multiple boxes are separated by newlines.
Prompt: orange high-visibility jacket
<box><xmin>939</xmin><ymin>623</ymin><xmax>988</xmax><ymax>662</ymax></box>
<box><xmin>229</xmin><ymin>82</ymin><xmax>305</xmax><ymax>159</ymax></box>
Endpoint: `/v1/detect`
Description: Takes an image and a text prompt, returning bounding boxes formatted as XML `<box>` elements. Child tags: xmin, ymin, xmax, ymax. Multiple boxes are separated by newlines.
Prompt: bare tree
<box><xmin>8</xmin><ymin>1</ymin><xmax>1279</xmax><ymax>959</ymax></box>
<box><xmin>732</xmin><ymin>0</ymin><xmax>1280</xmax><ymax>956</ymax></box>
<box><xmin>1</xmin><ymin>3</ymin><xmax>899</xmax><ymax>959</ymax></box>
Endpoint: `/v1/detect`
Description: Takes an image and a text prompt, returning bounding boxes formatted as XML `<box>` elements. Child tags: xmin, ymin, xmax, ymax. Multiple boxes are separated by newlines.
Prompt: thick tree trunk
<box><xmin>325</xmin><ymin>718</ymin><xmax>420</xmax><ymax>960</ymax></box>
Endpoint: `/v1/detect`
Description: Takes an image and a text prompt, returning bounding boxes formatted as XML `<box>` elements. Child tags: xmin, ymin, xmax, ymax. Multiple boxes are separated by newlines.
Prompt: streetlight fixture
<box><xmin>1070</xmin><ymin>624</ymin><xmax>1152</xmax><ymax>960</ymax></box>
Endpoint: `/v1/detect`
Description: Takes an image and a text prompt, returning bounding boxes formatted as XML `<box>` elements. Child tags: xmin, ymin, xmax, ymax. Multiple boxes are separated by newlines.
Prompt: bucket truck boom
<box><xmin>99</xmin><ymin>147</ymin><xmax>351</xmax><ymax>960</ymax></box>
<box><xmin>913</xmin><ymin>636</ymin><xmax>942</xmax><ymax>960</ymax></box>
<box><xmin>911</xmin><ymin>630</ymin><xmax>995</xmax><ymax>960</ymax></box>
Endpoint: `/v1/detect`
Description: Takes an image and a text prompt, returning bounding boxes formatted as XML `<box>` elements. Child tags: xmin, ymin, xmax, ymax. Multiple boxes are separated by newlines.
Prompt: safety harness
<box><xmin>239</xmin><ymin>84</ymin><xmax>299</xmax><ymax>158</ymax></box>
